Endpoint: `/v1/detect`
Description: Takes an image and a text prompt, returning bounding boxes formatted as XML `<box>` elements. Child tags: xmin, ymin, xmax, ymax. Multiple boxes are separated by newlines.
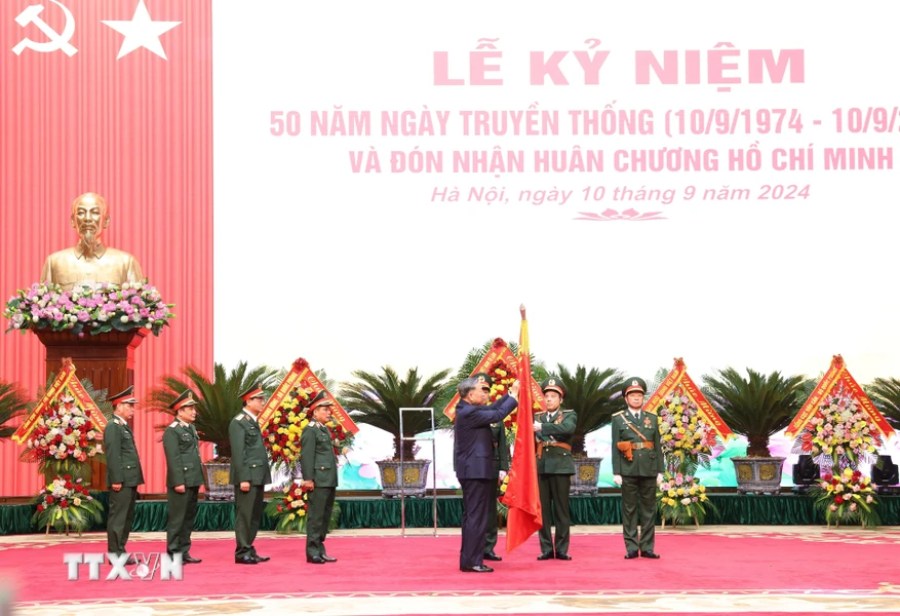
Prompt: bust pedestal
<box><xmin>34</xmin><ymin>329</ymin><xmax>148</xmax><ymax>490</ymax></box>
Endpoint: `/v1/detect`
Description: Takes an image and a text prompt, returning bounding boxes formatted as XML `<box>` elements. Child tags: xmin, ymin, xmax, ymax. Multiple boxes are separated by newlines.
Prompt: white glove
<box><xmin>498</xmin><ymin>470</ymin><xmax>508</xmax><ymax>481</ymax></box>
<box><xmin>533</xmin><ymin>421</ymin><xmax>542</xmax><ymax>432</ymax></box>
<box><xmin>613</xmin><ymin>474</ymin><xmax>622</xmax><ymax>486</ymax></box>
<box><xmin>657</xmin><ymin>473</ymin><xmax>664</xmax><ymax>484</ymax></box>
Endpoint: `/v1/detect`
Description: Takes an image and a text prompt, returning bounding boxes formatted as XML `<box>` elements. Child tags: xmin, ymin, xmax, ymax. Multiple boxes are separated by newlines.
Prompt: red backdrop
<box><xmin>0</xmin><ymin>0</ymin><xmax>213</xmax><ymax>496</ymax></box>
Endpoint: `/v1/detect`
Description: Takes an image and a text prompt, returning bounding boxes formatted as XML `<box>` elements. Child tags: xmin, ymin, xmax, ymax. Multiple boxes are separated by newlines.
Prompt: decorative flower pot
<box><xmin>376</xmin><ymin>459</ymin><xmax>431</xmax><ymax>498</ymax></box>
<box><xmin>570</xmin><ymin>457</ymin><xmax>603</xmax><ymax>495</ymax></box>
<box><xmin>202</xmin><ymin>461</ymin><xmax>234</xmax><ymax>501</ymax></box>
<box><xmin>732</xmin><ymin>456</ymin><xmax>786</xmax><ymax>495</ymax></box>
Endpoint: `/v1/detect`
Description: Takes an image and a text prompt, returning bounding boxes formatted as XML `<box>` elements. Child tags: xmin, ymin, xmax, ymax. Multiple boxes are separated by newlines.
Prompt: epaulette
<box><xmin>168</xmin><ymin>421</ymin><xmax>179</xmax><ymax>428</ymax></box>
<box><xmin>238</xmin><ymin>414</ymin><xmax>247</xmax><ymax>421</ymax></box>
<box><xmin>562</xmin><ymin>409</ymin><xmax>575</xmax><ymax>414</ymax></box>
<box><xmin>612</xmin><ymin>410</ymin><xmax>624</xmax><ymax>417</ymax></box>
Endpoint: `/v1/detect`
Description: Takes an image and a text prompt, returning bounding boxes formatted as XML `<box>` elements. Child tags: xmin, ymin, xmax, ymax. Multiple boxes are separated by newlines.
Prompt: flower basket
<box><xmin>656</xmin><ymin>471</ymin><xmax>715</xmax><ymax>528</ymax></box>
<box><xmin>21</xmin><ymin>393</ymin><xmax>104</xmax><ymax>483</ymax></box>
<box><xmin>811</xmin><ymin>467</ymin><xmax>880</xmax><ymax>527</ymax></box>
<box><xmin>264</xmin><ymin>482</ymin><xmax>341</xmax><ymax>534</ymax></box>
<box><xmin>262</xmin><ymin>385</ymin><xmax>353</xmax><ymax>472</ymax></box>
<box><xmin>32</xmin><ymin>475</ymin><xmax>104</xmax><ymax>535</ymax></box>
<box><xmin>656</xmin><ymin>392</ymin><xmax>718</xmax><ymax>475</ymax></box>
<box><xmin>793</xmin><ymin>384</ymin><xmax>882</xmax><ymax>469</ymax></box>
<box><xmin>4</xmin><ymin>281</ymin><xmax>174</xmax><ymax>336</ymax></box>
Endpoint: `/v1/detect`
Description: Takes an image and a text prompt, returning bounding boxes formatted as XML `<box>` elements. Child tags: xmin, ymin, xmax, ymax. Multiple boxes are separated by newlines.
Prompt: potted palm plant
<box><xmin>554</xmin><ymin>364</ymin><xmax>623</xmax><ymax>495</ymax></box>
<box><xmin>147</xmin><ymin>361</ymin><xmax>279</xmax><ymax>501</ymax></box>
<box><xmin>703</xmin><ymin>367</ymin><xmax>812</xmax><ymax>494</ymax></box>
<box><xmin>0</xmin><ymin>380</ymin><xmax>29</xmax><ymax>441</ymax></box>
<box><xmin>341</xmin><ymin>366</ymin><xmax>450</xmax><ymax>497</ymax></box>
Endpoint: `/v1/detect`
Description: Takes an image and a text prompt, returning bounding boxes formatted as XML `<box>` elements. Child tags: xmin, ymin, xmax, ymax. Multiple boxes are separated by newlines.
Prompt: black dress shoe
<box><xmin>182</xmin><ymin>554</ymin><xmax>202</xmax><ymax>564</ymax></box>
<box><xmin>460</xmin><ymin>565</ymin><xmax>493</xmax><ymax>573</ymax></box>
<box><xmin>555</xmin><ymin>553</ymin><xmax>572</xmax><ymax>560</ymax></box>
<box><xmin>625</xmin><ymin>551</ymin><xmax>639</xmax><ymax>559</ymax></box>
<box><xmin>320</xmin><ymin>555</ymin><xmax>337</xmax><ymax>563</ymax></box>
<box><xmin>307</xmin><ymin>556</ymin><xmax>327</xmax><ymax>564</ymax></box>
<box><xmin>483</xmin><ymin>551</ymin><xmax>502</xmax><ymax>561</ymax></box>
<box><xmin>124</xmin><ymin>556</ymin><xmax>138</xmax><ymax>565</ymax></box>
<box><xmin>235</xmin><ymin>555</ymin><xmax>258</xmax><ymax>565</ymax></box>
<box><xmin>252</xmin><ymin>554</ymin><xmax>270</xmax><ymax>562</ymax></box>
<box><xmin>537</xmin><ymin>552</ymin><xmax>554</xmax><ymax>561</ymax></box>
<box><xmin>640</xmin><ymin>551</ymin><xmax>661</xmax><ymax>559</ymax></box>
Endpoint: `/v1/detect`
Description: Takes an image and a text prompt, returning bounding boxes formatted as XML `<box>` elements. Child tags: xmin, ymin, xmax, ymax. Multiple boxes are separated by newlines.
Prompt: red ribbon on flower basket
<box><xmin>258</xmin><ymin>358</ymin><xmax>358</xmax><ymax>436</ymax></box>
<box><xmin>13</xmin><ymin>358</ymin><xmax>106</xmax><ymax>444</ymax></box>
<box><xmin>442</xmin><ymin>337</ymin><xmax>546</xmax><ymax>422</ymax></box>
<box><xmin>785</xmin><ymin>355</ymin><xmax>894</xmax><ymax>440</ymax></box>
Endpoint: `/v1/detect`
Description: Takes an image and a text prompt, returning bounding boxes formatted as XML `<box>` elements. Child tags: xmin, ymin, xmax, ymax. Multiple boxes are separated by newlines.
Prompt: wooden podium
<box><xmin>34</xmin><ymin>329</ymin><xmax>148</xmax><ymax>490</ymax></box>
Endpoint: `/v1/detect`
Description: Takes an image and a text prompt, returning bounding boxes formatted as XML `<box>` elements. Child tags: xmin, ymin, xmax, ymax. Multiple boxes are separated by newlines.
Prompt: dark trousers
<box><xmin>484</xmin><ymin>475</ymin><xmax>501</xmax><ymax>554</ymax></box>
<box><xmin>621</xmin><ymin>475</ymin><xmax>657</xmax><ymax>553</ymax></box>
<box><xmin>166</xmin><ymin>486</ymin><xmax>199</xmax><ymax>555</ymax></box>
<box><xmin>107</xmin><ymin>485</ymin><xmax>138</xmax><ymax>554</ymax></box>
<box><xmin>538</xmin><ymin>473</ymin><xmax>572</xmax><ymax>555</ymax></box>
<box><xmin>306</xmin><ymin>486</ymin><xmax>336</xmax><ymax>559</ymax></box>
<box><xmin>234</xmin><ymin>484</ymin><xmax>265</xmax><ymax>558</ymax></box>
<box><xmin>459</xmin><ymin>478</ymin><xmax>492</xmax><ymax>569</ymax></box>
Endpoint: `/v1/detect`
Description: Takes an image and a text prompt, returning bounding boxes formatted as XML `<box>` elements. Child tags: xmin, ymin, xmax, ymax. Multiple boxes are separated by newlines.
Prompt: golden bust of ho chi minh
<box><xmin>40</xmin><ymin>193</ymin><xmax>144</xmax><ymax>291</ymax></box>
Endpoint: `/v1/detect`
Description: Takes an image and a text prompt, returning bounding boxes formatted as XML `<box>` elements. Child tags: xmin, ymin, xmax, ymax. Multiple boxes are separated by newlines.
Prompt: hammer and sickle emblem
<box><xmin>12</xmin><ymin>0</ymin><xmax>78</xmax><ymax>56</ymax></box>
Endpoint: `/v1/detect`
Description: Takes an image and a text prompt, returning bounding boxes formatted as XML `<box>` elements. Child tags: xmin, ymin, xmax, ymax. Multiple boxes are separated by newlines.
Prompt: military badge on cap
<box><xmin>239</xmin><ymin>383</ymin><xmax>266</xmax><ymax>403</ymax></box>
<box><xmin>541</xmin><ymin>377</ymin><xmax>566</xmax><ymax>398</ymax></box>
<box><xmin>309</xmin><ymin>390</ymin><xmax>335</xmax><ymax>411</ymax></box>
<box><xmin>473</xmin><ymin>372</ymin><xmax>493</xmax><ymax>386</ymax></box>
<box><xmin>108</xmin><ymin>385</ymin><xmax>137</xmax><ymax>405</ymax></box>
<box><xmin>170</xmin><ymin>389</ymin><xmax>198</xmax><ymax>411</ymax></box>
<box><xmin>622</xmin><ymin>377</ymin><xmax>647</xmax><ymax>397</ymax></box>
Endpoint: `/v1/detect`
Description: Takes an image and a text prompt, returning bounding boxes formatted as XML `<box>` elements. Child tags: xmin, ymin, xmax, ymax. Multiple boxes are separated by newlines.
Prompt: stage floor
<box><xmin>2</xmin><ymin>525</ymin><xmax>899</xmax><ymax>615</ymax></box>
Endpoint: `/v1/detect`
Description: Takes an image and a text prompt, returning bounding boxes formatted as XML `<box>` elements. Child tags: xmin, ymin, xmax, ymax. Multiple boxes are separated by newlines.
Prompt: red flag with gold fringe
<box><xmin>501</xmin><ymin>306</ymin><xmax>543</xmax><ymax>553</ymax></box>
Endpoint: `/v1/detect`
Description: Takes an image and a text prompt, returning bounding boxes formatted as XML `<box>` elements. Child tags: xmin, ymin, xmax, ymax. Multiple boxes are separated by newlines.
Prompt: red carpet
<box><xmin>2</xmin><ymin>529</ymin><xmax>899</xmax><ymax>606</ymax></box>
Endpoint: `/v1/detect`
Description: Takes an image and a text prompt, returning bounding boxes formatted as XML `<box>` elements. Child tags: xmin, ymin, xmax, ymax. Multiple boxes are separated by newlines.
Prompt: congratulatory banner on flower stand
<box><xmin>12</xmin><ymin>358</ymin><xmax>106</xmax><ymax>444</ymax></box>
<box><xmin>644</xmin><ymin>357</ymin><xmax>734</xmax><ymax>440</ymax></box>
<box><xmin>442</xmin><ymin>337</ymin><xmax>546</xmax><ymax>421</ymax></box>
<box><xmin>258</xmin><ymin>357</ymin><xmax>358</xmax><ymax>435</ymax></box>
<box><xmin>785</xmin><ymin>355</ymin><xmax>894</xmax><ymax>443</ymax></box>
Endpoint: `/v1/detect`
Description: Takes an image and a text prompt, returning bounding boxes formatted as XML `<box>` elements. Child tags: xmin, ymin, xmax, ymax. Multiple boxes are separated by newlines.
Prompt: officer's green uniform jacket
<box><xmin>300</xmin><ymin>421</ymin><xmax>338</xmax><ymax>487</ymax></box>
<box><xmin>104</xmin><ymin>416</ymin><xmax>144</xmax><ymax>486</ymax></box>
<box><xmin>534</xmin><ymin>409</ymin><xmax>577</xmax><ymax>475</ymax></box>
<box><xmin>162</xmin><ymin>420</ymin><xmax>203</xmax><ymax>487</ymax></box>
<box><xmin>611</xmin><ymin>409</ymin><xmax>664</xmax><ymax>476</ymax></box>
<box><xmin>229</xmin><ymin>411</ymin><xmax>273</xmax><ymax>486</ymax></box>
<box><xmin>490</xmin><ymin>423</ymin><xmax>510</xmax><ymax>473</ymax></box>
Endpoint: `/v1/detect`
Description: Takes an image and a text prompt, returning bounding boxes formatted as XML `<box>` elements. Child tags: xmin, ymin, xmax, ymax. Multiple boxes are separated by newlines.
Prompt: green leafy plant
<box><xmin>702</xmin><ymin>367</ymin><xmax>811</xmax><ymax>457</ymax></box>
<box><xmin>554</xmin><ymin>364</ymin><xmax>623</xmax><ymax>455</ymax></box>
<box><xmin>341</xmin><ymin>366</ymin><xmax>451</xmax><ymax>460</ymax></box>
<box><xmin>147</xmin><ymin>362</ymin><xmax>279</xmax><ymax>460</ymax></box>
<box><xmin>0</xmin><ymin>380</ymin><xmax>29</xmax><ymax>440</ymax></box>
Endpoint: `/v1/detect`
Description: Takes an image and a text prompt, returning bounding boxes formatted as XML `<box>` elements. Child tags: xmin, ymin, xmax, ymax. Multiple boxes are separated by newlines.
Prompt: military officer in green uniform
<box><xmin>611</xmin><ymin>377</ymin><xmax>663</xmax><ymax>559</ymax></box>
<box><xmin>230</xmin><ymin>383</ymin><xmax>272</xmax><ymax>564</ymax></box>
<box><xmin>533</xmin><ymin>377</ymin><xmax>577</xmax><ymax>560</ymax></box>
<box><xmin>103</xmin><ymin>386</ymin><xmax>143</xmax><ymax>564</ymax></box>
<box><xmin>300</xmin><ymin>391</ymin><xmax>339</xmax><ymax>564</ymax></box>
<box><xmin>479</xmin><ymin>373</ymin><xmax>509</xmax><ymax>562</ymax></box>
<box><xmin>163</xmin><ymin>390</ymin><xmax>203</xmax><ymax>564</ymax></box>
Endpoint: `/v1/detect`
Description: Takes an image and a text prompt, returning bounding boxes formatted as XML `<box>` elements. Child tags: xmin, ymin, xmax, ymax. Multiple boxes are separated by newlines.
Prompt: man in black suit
<box><xmin>454</xmin><ymin>376</ymin><xmax>519</xmax><ymax>573</ymax></box>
